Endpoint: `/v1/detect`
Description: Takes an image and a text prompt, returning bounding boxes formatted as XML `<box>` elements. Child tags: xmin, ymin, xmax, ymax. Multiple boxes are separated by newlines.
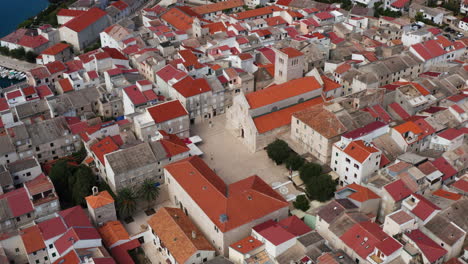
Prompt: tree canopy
<box><xmin>266</xmin><ymin>139</ymin><xmax>292</xmax><ymax>165</ymax></box>
<box><xmin>116</xmin><ymin>187</ymin><xmax>138</xmax><ymax>220</ymax></box>
<box><xmin>139</xmin><ymin>178</ymin><xmax>160</xmax><ymax>209</ymax></box>
<box><xmin>293</xmin><ymin>194</ymin><xmax>310</xmax><ymax>211</ymax></box>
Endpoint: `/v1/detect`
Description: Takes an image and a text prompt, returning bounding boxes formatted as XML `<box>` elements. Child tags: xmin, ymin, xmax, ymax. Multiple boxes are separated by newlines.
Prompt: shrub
<box><xmin>293</xmin><ymin>194</ymin><xmax>310</xmax><ymax>211</ymax></box>
<box><xmin>266</xmin><ymin>139</ymin><xmax>291</xmax><ymax>165</ymax></box>
<box><xmin>285</xmin><ymin>154</ymin><xmax>305</xmax><ymax>171</ymax></box>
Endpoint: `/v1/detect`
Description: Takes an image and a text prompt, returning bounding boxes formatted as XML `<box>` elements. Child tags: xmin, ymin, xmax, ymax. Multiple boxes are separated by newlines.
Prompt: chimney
<box><xmin>192</xmin><ymin>231</ymin><xmax>197</xmax><ymax>239</ymax></box>
<box><xmin>92</xmin><ymin>186</ymin><xmax>99</xmax><ymax>196</ymax></box>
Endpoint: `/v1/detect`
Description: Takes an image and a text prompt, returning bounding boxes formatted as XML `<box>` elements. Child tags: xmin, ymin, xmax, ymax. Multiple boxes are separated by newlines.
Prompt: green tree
<box><xmin>415</xmin><ymin>12</ymin><xmax>424</xmax><ymax>22</ymax></box>
<box><xmin>266</xmin><ymin>139</ymin><xmax>291</xmax><ymax>165</ymax></box>
<box><xmin>25</xmin><ymin>51</ymin><xmax>37</xmax><ymax>63</ymax></box>
<box><xmin>72</xmin><ymin>165</ymin><xmax>96</xmax><ymax>205</ymax></box>
<box><xmin>139</xmin><ymin>178</ymin><xmax>160</xmax><ymax>210</ymax></box>
<box><xmin>49</xmin><ymin>160</ymin><xmax>75</xmax><ymax>204</ymax></box>
<box><xmin>116</xmin><ymin>187</ymin><xmax>138</xmax><ymax>220</ymax></box>
<box><xmin>285</xmin><ymin>154</ymin><xmax>305</xmax><ymax>171</ymax></box>
<box><xmin>0</xmin><ymin>46</ymin><xmax>10</xmax><ymax>56</ymax></box>
<box><xmin>10</xmin><ymin>47</ymin><xmax>26</xmax><ymax>60</ymax></box>
<box><xmin>305</xmin><ymin>174</ymin><xmax>337</xmax><ymax>202</ymax></box>
<box><xmin>72</xmin><ymin>144</ymin><xmax>87</xmax><ymax>164</ymax></box>
<box><xmin>293</xmin><ymin>195</ymin><xmax>310</xmax><ymax>211</ymax></box>
<box><xmin>299</xmin><ymin>162</ymin><xmax>322</xmax><ymax>183</ymax></box>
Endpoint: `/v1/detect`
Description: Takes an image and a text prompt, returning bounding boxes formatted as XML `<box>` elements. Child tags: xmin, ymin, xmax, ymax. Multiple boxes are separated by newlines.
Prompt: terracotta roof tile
<box><xmin>230</xmin><ymin>236</ymin><xmax>263</xmax><ymax>254</ymax></box>
<box><xmin>254</xmin><ymin>97</ymin><xmax>324</xmax><ymax>133</ymax></box>
<box><xmin>164</xmin><ymin>157</ymin><xmax>288</xmax><ymax>232</ymax></box>
<box><xmin>62</xmin><ymin>7</ymin><xmax>107</xmax><ymax>32</ymax></box>
<box><xmin>246</xmin><ymin>76</ymin><xmax>321</xmax><ymax>109</ymax></box>
<box><xmin>343</xmin><ymin>140</ymin><xmax>379</xmax><ymax>163</ymax></box>
<box><xmin>148</xmin><ymin>207</ymin><xmax>214</xmax><ymax>263</ymax></box>
<box><xmin>98</xmin><ymin>221</ymin><xmax>130</xmax><ymax>248</ymax></box>
<box><xmin>293</xmin><ymin>103</ymin><xmax>346</xmax><ymax>139</ymax></box>
<box><xmin>41</xmin><ymin>43</ymin><xmax>70</xmax><ymax>55</ymax></box>
<box><xmin>21</xmin><ymin>225</ymin><xmax>46</xmax><ymax>254</ymax></box>
<box><xmin>85</xmin><ymin>190</ymin><xmax>114</xmax><ymax>209</ymax></box>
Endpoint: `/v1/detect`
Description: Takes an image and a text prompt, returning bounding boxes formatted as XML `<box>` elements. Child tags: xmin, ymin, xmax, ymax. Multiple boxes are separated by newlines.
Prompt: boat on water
<box><xmin>0</xmin><ymin>67</ymin><xmax>25</xmax><ymax>81</ymax></box>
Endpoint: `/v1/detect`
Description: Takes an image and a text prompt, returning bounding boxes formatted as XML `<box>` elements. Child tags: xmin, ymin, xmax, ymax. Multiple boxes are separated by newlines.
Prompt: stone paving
<box><xmin>0</xmin><ymin>54</ymin><xmax>37</xmax><ymax>72</ymax></box>
<box><xmin>190</xmin><ymin>115</ymin><xmax>290</xmax><ymax>185</ymax></box>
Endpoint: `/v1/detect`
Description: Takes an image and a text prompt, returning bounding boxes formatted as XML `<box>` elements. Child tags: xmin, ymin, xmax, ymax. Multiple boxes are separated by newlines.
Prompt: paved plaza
<box><xmin>191</xmin><ymin>115</ymin><xmax>290</xmax><ymax>185</ymax></box>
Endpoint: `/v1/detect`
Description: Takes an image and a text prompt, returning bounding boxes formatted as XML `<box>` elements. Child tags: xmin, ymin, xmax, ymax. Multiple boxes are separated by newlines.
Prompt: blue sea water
<box><xmin>0</xmin><ymin>0</ymin><xmax>49</xmax><ymax>38</ymax></box>
<box><xmin>0</xmin><ymin>0</ymin><xmax>48</xmax><ymax>88</ymax></box>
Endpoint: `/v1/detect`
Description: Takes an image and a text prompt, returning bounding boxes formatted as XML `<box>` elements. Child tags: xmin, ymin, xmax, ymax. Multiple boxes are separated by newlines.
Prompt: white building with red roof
<box><xmin>403</xmin><ymin>229</ymin><xmax>447</xmax><ymax>264</ymax></box>
<box><xmin>401</xmin><ymin>193</ymin><xmax>440</xmax><ymax>225</ymax></box>
<box><xmin>133</xmin><ymin>99</ymin><xmax>189</xmax><ymax>140</ymax></box>
<box><xmin>430</xmin><ymin>128</ymin><xmax>465</xmax><ymax>151</ymax></box>
<box><xmin>122</xmin><ymin>82</ymin><xmax>158</xmax><ymax>115</ymax></box>
<box><xmin>409</xmin><ymin>38</ymin><xmax>466</xmax><ymax>69</ymax></box>
<box><xmin>0</xmin><ymin>28</ymin><xmax>50</xmax><ymax>53</ymax></box>
<box><xmin>331</xmin><ymin>140</ymin><xmax>382</xmax><ymax>186</ymax></box>
<box><xmin>227</xmin><ymin>76</ymin><xmax>323</xmax><ymax>152</ymax></box>
<box><xmin>251</xmin><ymin>216</ymin><xmax>312</xmax><ymax>257</ymax></box>
<box><xmin>37</xmin><ymin>43</ymin><xmax>73</xmax><ymax>65</ymax></box>
<box><xmin>165</xmin><ymin>156</ymin><xmax>289</xmax><ymax>255</ymax></box>
<box><xmin>340</xmin><ymin>221</ymin><xmax>402</xmax><ymax>264</ymax></box>
<box><xmin>59</xmin><ymin>7</ymin><xmax>109</xmax><ymax>50</ymax></box>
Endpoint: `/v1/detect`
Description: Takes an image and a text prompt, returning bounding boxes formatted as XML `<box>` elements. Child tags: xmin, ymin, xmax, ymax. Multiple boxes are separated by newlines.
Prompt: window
<box><xmin>15</xmin><ymin>248</ymin><xmax>19</xmax><ymax>252</ymax></box>
<box><xmin>345</xmin><ymin>158</ymin><xmax>350</xmax><ymax>163</ymax></box>
<box><xmin>196</xmin><ymin>253</ymin><xmax>201</xmax><ymax>257</ymax></box>
<box><xmin>49</xmin><ymin>244</ymin><xmax>53</xmax><ymax>249</ymax></box>
<box><xmin>50</xmin><ymin>143</ymin><xmax>54</xmax><ymax>147</ymax></box>
<box><xmin>52</xmin><ymin>253</ymin><xmax>56</xmax><ymax>257</ymax></box>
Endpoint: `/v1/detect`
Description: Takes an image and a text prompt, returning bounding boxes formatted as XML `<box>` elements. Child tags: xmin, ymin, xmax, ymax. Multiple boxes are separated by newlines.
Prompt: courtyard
<box><xmin>190</xmin><ymin>115</ymin><xmax>291</xmax><ymax>185</ymax></box>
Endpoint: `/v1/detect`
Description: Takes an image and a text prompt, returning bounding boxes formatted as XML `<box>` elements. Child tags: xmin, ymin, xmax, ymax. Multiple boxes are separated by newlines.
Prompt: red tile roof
<box><xmin>341</xmin><ymin>221</ymin><xmax>401</xmax><ymax>259</ymax></box>
<box><xmin>432</xmin><ymin>157</ymin><xmax>457</xmax><ymax>181</ymax></box>
<box><xmin>246</xmin><ymin>76</ymin><xmax>321</xmax><ymax>109</ymax></box>
<box><xmin>342</xmin><ymin>121</ymin><xmax>387</xmax><ymax>140</ymax></box>
<box><xmin>45</xmin><ymin>61</ymin><xmax>67</xmax><ymax>74</ymax></box>
<box><xmin>90</xmin><ymin>137</ymin><xmax>120</xmax><ymax>165</ymax></box>
<box><xmin>164</xmin><ymin>156</ymin><xmax>288</xmax><ymax>232</ymax></box>
<box><xmin>55</xmin><ymin>227</ymin><xmax>101</xmax><ymax>254</ymax></box>
<box><xmin>452</xmin><ymin>177</ymin><xmax>468</xmax><ymax>193</ymax></box>
<box><xmin>98</xmin><ymin>221</ymin><xmax>130</xmax><ymax>248</ymax></box>
<box><xmin>17</xmin><ymin>35</ymin><xmax>49</xmax><ymax>48</ymax></box>
<box><xmin>406</xmin><ymin>229</ymin><xmax>447</xmax><ymax>263</ymax></box>
<box><xmin>391</xmin><ymin>0</ymin><xmax>409</xmax><ymax>8</ymax></box>
<box><xmin>410</xmin><ymin>194</ymin><xmax>439</xmax><ymax>221</ymax></box>
<box><xmin>278</xmin><ymin>215</ymin><xmax>312</xmax><ymax>236</ymax></box>
<box><xmin>337</xmin><ymin>183</ymin><xmax>380</xmax><ymax>202</ymax></box>
<box><xmin>231</xmin><ymin>6</ymin><xmax>282</xmax><ymax>20</ymax></box>
<box><xmin>0</xmin><ymin>188</ymin><xmax>33</xmax><ymax>217</ymax></box>
<box><xmin>21</xmin><ymin>225</ymin><xmax>46</xmax><ymax>254</ymax></box>
<box><xmin>335</xmin><ymin>63</ymin><xmax>351</xmax><ymax>74</ymax></box>
<box><xmin>110</xmin><ymin>238</ymin><xmax>140</xmax><ymax>264</ymax></box>
<box><xmin>257</xmin><ymin>224</ymin><xmax>295</xmax><ymax>246</ymax></box>
<box><xmin>437</xmin><ymin>128</ymin><xmax>464</xmax><ymax>140</ymax></box>
<box><xmin>192</xmin><ymin>0</ymin><xmax>244</xmax><ymax>14</ymax></box>
<box><xmin>172</xmin><ymin>76</ymin><xmax>211</xmax><ymax>98</ymax></box>
<box><xmin>62</xmin><ymin>7</ymin><xmax>107</xmax><ymax>33</ymax></box>
<box><xmin>37</xmin><ymin>217</ymin><xmax>67</xmax><ymax>240</ymax></box>
<box><xmin>253</xmin><ymin>97</ymin><xmax>324</xmax><ymax>133</ymax></box>
<box><xmin>148</xmin><ymin>207</ymin><xmax>214</xmax><ymax>263</ymax></box>
<box><xmin>156</xmin><ymin>64</ymin><xmax>187</xmax><ymax>82</ymax></box>
<box><xmin>111</xmin><ymin>0</ymin><xmax>129</xmax><ymax>11</ymax></box>
<box><xmin>57</xmin><ymin>9</ymin><xmax>86</xmax><ymax>17</ymax></box>
<box><xmin>147</xmin><ymin>100</ymin><xmax>188</xmax><ymax>123</ymax></box>
<box><xmin>58</xmin><ymin>206</ymin><xmax>92</xmax><ymax>228</ymax></box>
<box><xmin>58</xmin><ymin>78</ymin><xmax>74</xmax><ymax>93</ymax></box>
<box><xmin>161</xmin><ymin>7</ymin><xmax>194</xmax><ymax>31</ymax></box>
<box><xmin>432</xmin><ymin>189</ymin><xmax>462</xmax><ymax>201</ymax></box>
<box><xmin>343</xmin><ymin>140</ymin><xmax>379</xmax><ymax>163</ymax></box>
<box><xmin>85</xmin><ymin>191</ymin><xmax>114</xmax><ymax>209</ymax></box>
<box><xmin>52</xmin><ymin>250</ymin><xmax>80</xmax><ymax>264</ymax></box>
<box><xmin>384</xmin><ymin>179</ymin><xmax>413</xmax><ymax>202</ymax></box>
<box><xmin>123</xmin><ymin>85</ymin><xmax>147</xmax><ymax>105</ymax></box>
<box><xmin>230</xmin><ymin>236</ymin><xmax>263</xmax><ymax>254</ymax></box>
<box><xmin>280</xmin><ymin>47</ymin><xmax>304</xmax><ymax>58</ymax></box>
<box><xmin>315</xmin><ymin>11</ymin><xmax>334</xmax><ymax>20</ymax></box>
<box><xmin>159</xmin><ymin>132</ymin><xmax>190</xmax><ymax>157</ymax></box>
<box><xmin>388</xmin><ymin>102</ymin><xmax>410</xmax><ymax>119</ymax></box>
<box><xmin>41</xmin><ymin>43</ymin><xmax>70</xmax><ymax>55</ymax></box>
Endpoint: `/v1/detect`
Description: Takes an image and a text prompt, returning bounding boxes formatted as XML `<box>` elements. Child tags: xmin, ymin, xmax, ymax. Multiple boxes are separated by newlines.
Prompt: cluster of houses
<box><xmin>0</xmin><ymin>0</ymin><xmax>466</xmax><ymax>263</ymax></box>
